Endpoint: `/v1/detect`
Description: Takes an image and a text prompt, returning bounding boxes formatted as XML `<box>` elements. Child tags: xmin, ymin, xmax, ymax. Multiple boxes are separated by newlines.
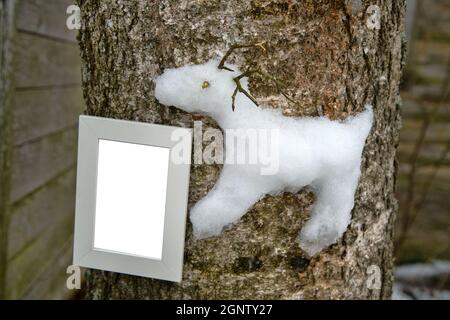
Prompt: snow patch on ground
<box><xmin>393</xmin><ymin>261</ymin><xmax>450</xmax><ymax>300</ymax></box>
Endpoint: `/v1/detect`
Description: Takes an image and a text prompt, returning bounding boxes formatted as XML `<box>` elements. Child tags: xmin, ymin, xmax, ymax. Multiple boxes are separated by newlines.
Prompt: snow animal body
<box><xmin>154</xmin><ymin>58</ymin><xmax>373</xmax><ymax>256</ymax></box>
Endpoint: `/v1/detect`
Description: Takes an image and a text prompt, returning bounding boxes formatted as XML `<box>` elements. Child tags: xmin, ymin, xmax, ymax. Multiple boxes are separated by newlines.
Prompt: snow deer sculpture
<box><xmin>154</xmin><ymin>48</ymin><xmax>373</xmax><ymax>256</ymax></box>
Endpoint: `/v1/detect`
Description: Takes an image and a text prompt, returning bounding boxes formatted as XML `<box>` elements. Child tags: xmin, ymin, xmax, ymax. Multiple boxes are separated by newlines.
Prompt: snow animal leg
<box><xmin>299</xmin><ymin>170</ymin><xmax>361</xmax><ymax>256</ymax></box>
<box><xmin>190</xmin><ymin>166</ymin><xmax>265</xmax><ymax>239</ymax></box>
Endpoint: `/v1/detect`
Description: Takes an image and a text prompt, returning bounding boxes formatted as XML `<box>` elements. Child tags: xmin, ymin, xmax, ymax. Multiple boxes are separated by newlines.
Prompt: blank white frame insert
<box><xmin>94</xmin><ymin>139</ymin><xmax>170</xmax><ymax>260</ymax></box>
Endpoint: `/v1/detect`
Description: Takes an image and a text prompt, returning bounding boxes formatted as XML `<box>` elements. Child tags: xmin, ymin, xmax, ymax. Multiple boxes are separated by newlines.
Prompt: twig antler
<box><xmin>218</xmin><ymin>42</ymin><xmax>298</xmax><ymax>111</ymax></box>
<box><xmin>218</xmin><ymin>42</ymin><xmax>266</xmax><ymax>72</ymax></box>
<box><xmin>231</xmin><ymin>70</ymin><xmax>259</xmax><ymax>111</ymax></box>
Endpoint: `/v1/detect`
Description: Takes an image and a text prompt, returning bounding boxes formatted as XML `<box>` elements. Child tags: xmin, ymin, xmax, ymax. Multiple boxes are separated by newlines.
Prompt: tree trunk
<box><xmin>77</xmin><ymin>0</ymin><xmax>404</xmax><ymax>299</ymax></box>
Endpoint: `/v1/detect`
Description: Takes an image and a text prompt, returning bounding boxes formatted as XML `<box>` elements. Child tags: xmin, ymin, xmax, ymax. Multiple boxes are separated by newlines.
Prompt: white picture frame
<box><xmin>73</xmin><ymin>115</ymin><xmax>192</xmax><ymax>282</ymax></box>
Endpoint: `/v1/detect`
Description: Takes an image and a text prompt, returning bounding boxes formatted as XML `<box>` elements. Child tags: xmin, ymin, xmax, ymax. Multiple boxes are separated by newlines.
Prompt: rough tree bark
<box><xmin>77</xmin><ymin>0</ymin><xmax>404</xmax><ymax>299</ymax></box>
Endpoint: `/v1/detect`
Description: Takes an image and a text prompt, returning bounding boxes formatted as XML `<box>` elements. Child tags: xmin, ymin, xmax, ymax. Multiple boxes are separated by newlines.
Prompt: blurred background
<box><xmin>393</xmin><ymin>0</ymin><xmax>450</xmax><ymax>299</ymax></box>
<box><xmin>0</xmin><ymin>0</ymin><xmax>448</xmax><ymax>299</ymax></box>
<box><xmin>0</xmin><ymin>0</ymin><xmax>82</xmax><ymax>299</ymax></box>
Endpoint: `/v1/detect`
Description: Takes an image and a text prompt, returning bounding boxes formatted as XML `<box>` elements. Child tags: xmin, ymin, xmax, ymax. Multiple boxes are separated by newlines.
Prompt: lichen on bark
<box><xmin>77</xmin><ymin>0</ymin><xmax>404</xmax><ymax>299</ymax></box>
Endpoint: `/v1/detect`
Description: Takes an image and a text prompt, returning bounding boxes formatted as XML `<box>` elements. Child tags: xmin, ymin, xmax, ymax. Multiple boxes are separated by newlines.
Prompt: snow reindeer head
<box><xmin>154</xmin><ymin>58</ymin><xmax>251</xmax><ymax>117</ymax></box>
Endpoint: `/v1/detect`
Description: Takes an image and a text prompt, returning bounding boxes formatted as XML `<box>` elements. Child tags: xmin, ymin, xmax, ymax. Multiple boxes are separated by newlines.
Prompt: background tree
<box><xmin>77</xmin><ymin>0</ymin><xmax>404</xmax><ymax>299</ymax></box>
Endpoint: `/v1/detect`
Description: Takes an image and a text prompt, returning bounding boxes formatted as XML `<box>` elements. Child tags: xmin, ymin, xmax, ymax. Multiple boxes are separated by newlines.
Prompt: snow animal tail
<box><xmin>345</xmin><ymin>105</ymin><xmax>374</xmax><ymax>142</ymax></box>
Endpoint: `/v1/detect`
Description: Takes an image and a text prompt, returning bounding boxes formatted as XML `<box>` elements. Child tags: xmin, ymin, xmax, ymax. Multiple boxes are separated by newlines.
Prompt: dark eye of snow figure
<box><xmin>202</xmin><ymin>81</ymin><xmax>210</xmax><ymax>89</ymax></box>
